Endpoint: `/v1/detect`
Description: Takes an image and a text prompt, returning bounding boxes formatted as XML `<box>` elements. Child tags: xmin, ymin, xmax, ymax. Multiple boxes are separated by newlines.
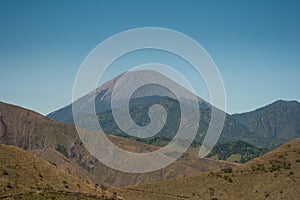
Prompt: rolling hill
<box><xmin>116</xmin><ymin>138</ymin><xmax>300</xmax><ymax>200</ymax></box>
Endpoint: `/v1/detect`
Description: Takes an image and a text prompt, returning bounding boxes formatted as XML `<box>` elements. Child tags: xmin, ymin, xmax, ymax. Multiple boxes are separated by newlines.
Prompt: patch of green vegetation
<box><xmin>208</xmin><ymin>140</ymin><xmax>268</xmax><ymax>163</ymax></box>
<box><xmin>226</xmin><ymin>154</ymin><xmax>242</xmax><ymax>162</ymax></box>
<box><xmin>55</xmin><ymin>144</ymin><xmax>69</xmax><ymax>158</ymax></box>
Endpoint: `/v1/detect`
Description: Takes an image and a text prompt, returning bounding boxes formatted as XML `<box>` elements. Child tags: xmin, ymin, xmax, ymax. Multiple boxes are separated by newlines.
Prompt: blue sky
<box><xmin>0</xmin><ymin>0</ymin><xmax>300</xmax><ymax>115</ymax></box>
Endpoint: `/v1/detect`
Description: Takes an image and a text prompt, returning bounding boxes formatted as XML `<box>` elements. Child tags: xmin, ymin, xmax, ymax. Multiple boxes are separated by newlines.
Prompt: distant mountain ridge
<box><xmin>233</xmin><ymin>100</ymin><xmax>300</xmax><ymax>148</ymax></box>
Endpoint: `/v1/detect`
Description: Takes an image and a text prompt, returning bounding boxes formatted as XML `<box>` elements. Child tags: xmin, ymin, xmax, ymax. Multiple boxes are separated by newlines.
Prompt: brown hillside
<box><xmin>116</xmin><ymin>138</ymin><xmax>300</xmax><ymax>200</ymax></box>
<box><xmin>0</xmin><ymin>102</ymin><xmax>235</xmax><ymax>187</ymax></box>
<box><xmin>0</xmin><ymin>144</ymin><xmax>118</xmax><ymax>199</ymax></box>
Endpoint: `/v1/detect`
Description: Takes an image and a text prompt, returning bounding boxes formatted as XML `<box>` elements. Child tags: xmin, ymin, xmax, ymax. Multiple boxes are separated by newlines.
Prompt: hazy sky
<box><xmin>0</xmin><ymin>0</ymin><xmax>300</xmax><ymax>115</ymax></box>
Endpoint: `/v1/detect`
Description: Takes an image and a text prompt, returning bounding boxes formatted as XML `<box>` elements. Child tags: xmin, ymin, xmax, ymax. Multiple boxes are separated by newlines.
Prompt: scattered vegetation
<box><xmin>0</xmin><ymin>144</ymin><xmax>117</xmax><ymax>199</ymax></box>
<box><xmin>252</xmin><ymin>164</ymin><xmax>266</xmax><ymax>172</ymax></box>
<box><xmin>115</xmin><ymin>138</ymin><xmax>300</xmax><ymax>200</ymax></box>
<box><xmin>223</xmin><ymin>175</ymin><xmax>233</xmax><ymax>183</ymax></box>
<box><xmin>221</xmin><ymin>167</ymin><xmax>233</xmax><ymax>173</ymax></box>
<box><xmin>269</xmin><ymin>160</ymin><xmax>291</xmax><ymax>172</ymax></box>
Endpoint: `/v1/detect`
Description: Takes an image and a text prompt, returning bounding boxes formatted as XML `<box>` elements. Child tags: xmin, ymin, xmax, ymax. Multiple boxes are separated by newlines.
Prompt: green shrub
<box><xmin>38</xmin><ymin>172</ymin><xmax>43</xmax><ymax>178</ymax></box>
<box><xmin>3</xmin><ymin>170</ymin><xmax>8</xmax><ymax>176</ymax></box>
<box><xmin>222</xmin><ymin>167</ymin><xmax>233</xmax><ymax>173</ymax></box>
<box><xmin>6</xmin><ymin>182</ymin><xmax>12</xmax><ymax>188</ymax></box>
<box><xmin>223</xmin><ymin>175</ymin><xmax>233</xmax><ymax>183</ymax></box>
<box><xmin>56</xmin><ymin>144</ymin><xmax>69</xmax><ymax>158</ymax></box>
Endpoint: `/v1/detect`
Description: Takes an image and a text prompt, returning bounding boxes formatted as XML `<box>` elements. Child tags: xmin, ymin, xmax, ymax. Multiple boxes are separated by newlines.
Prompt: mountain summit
<box><xmin>48</xmin><ymin>70</ymin><xmax>210</xmax><ymax>123</ymax></box>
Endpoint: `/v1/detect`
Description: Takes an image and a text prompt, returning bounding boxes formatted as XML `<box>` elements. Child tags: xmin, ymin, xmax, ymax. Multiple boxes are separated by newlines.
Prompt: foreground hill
<box><xmin>116</xmin><ymin>138</ymin><xmax>300</xmax><ymax>200</ymax></box>
<box><xmin>0</xmin><ymin>144</ymin><xmax>117</xmax><ymax>199</ymax></box>
<box><xmin>0</xmin><ymin>102</ymin><xmax>235</xmax><ymax>187</ymax></box>
<box><xmin>233</xmin><ymin>100</ymin><xmax>300</xmax><ymax>148</ymax></box>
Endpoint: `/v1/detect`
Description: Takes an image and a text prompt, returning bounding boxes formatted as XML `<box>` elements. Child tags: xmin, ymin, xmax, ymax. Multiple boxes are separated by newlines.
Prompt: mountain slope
<box><xmin>89</xmin><ymin>96</ymin><xmax>260</xmax><ymax>147</ymax></box>
<box><xmin>47</xmin><ymin>71</ymin><xmax>262</xmax><ymax>147</ymax></box>
<box><xmin>116</xmin><ymin>138</ymin><xmax>300</xmax><ymax>200</ymax></box>
<box><xmin>47</xmin><ymin>71</ymin><xmax>210</xmax><ymax>122</ymax></box>
<box><xmin>0</xmin><ymin>101</ymin><xmax>235</xmax><ymax>187</ymax></box>
<box><xmin>0</xmin><ymin>144</ymin><xmax>117</xmax><ymax>199</ymax></box>
<box><xmin>233</xmin><ymin>100</ymin><xmax>300</xmax><ymax>148</ymax></box>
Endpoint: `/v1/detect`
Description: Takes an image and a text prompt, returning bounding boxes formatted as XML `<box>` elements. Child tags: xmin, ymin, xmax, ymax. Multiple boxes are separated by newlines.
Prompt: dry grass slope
<box><xmin>0</xmin><ymin>144</ymin><xmax>119</xmax><ymax>200</ymax></box>
<box><xmin>116</xmin><ymin>138</ymin><xmax>300</xmax><ymax>200</ymax></box>
<box><xmin>0</xmin><ymin>102</ymin><xmax>235</xmax><ymax>187</ymax></box>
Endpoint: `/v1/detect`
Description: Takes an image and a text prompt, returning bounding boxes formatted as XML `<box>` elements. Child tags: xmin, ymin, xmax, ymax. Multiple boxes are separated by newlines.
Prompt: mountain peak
<box><xmin>48</xmin><ymin>71</ymin><xmax>210</xmax><ymax>122</ymax></box>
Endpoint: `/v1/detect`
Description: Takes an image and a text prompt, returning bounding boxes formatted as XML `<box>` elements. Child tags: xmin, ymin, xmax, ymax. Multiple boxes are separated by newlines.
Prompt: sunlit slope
<box><xmin>117</xmin><ymin>138</ymin><xmax>300</xmax><ymax>200</ymax></box>
<box><xmin>0</xmin><ymin>144</ymin><xmax>118</xmax><ymax>199</ymax></box>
